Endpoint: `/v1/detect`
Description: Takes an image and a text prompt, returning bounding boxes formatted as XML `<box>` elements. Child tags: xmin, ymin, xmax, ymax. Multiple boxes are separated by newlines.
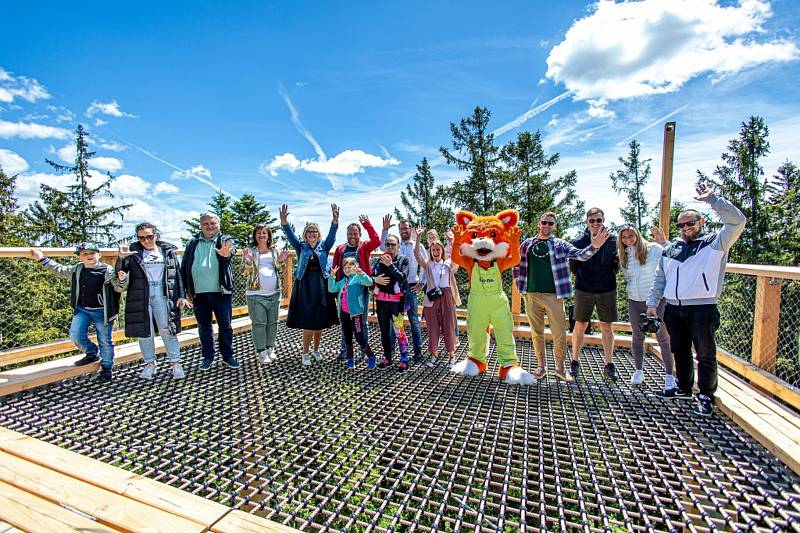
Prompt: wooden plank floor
<box><xmin>0</xmin><ymin>427</ymin><xmax>296</xmax><ymax>533</ymax></box>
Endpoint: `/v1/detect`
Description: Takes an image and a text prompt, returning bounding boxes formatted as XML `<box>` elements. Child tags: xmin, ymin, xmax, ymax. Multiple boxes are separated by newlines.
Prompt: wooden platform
<box><xmin>0</xmin><ymin>427</ymin><xmax>297</xmax><ymax>532</ymax></box>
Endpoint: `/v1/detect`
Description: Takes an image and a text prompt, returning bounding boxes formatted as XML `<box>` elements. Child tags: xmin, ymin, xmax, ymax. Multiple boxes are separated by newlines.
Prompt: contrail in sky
<box><xmin>617</xmin><ymin>104</ymin><xmax>688</xmax><ymax>146</ymax></box>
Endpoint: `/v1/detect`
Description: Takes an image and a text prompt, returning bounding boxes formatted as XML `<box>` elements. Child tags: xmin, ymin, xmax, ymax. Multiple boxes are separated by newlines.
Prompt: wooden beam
<box><xmin>511</xmin><ymin>282</ymin><xmax>521</xmax><ymax>314</ymax></box>
<box><xmin>751</xmin><ymin>276</ymin><xmax>781</xmax><ymax>373</ymax></box>
<box><xmin>659</xmin><ymin>121</ymin><xmax>676</xmax><ymax>237</ymax></box>
<box><xmin>726</xmin><ymin>263</ymin><xmax>800</xmax><ymax>281</ymax></box>
<box><xmin>211</xmin><ymin>510</ymin><xmax>300</xmax><ymax>533</ymax></box>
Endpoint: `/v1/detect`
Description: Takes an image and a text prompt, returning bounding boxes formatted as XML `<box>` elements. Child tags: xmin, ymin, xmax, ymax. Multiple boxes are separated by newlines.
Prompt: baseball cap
<box><xmin>74</xmin><ymin>242</ymin><xmax>101</xmax><ymax>255</ymax></box>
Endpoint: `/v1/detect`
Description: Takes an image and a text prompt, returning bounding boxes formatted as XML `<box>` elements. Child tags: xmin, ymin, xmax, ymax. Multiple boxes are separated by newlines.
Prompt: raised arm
<box><xmin>413</xmin><ymin>227</ymin><xmax>428</xmax><ymax>268</ymax></box>
<box><xmin>702</xmin><ymin>188</ymin><xmax>746</xmax><ymax>252</ymax></box>
<box><xmin>360</xmin><ymin>215</ymin><xmax>380</xmax><ymax>252</ymax></box>
<box><xmin>497</xmin><ymin>225</ymin><xmax>522</xmax><ymax>272</ymax></box>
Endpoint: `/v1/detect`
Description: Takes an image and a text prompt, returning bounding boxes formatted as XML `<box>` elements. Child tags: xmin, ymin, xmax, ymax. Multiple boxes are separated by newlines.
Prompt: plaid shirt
<box><xmin>512</xmin><ymin>236</ymin><xmax>597</xmax><ymax>299</ymax></box>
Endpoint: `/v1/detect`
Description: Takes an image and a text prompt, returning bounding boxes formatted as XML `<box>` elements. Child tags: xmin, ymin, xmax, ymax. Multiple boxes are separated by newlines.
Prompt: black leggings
<box><xmin>340</xmin><ymin>309</ymin><xmax>374</xmax><ymax>359</ymax></box>
<box><xmin>376</xmin><ymin>299</ymin><xmax>407</xmax><ymax>360</ymax></box>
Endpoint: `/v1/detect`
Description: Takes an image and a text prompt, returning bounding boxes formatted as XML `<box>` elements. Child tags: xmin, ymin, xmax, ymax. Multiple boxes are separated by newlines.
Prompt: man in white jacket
<box><xmin>647</xmin><ymin>184</ymin><xmax>746</xmax><ymax>416</ymax></box>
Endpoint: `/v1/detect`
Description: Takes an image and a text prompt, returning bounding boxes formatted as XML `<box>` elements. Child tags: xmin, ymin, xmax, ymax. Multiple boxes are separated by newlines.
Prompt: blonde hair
<box><xmin>618</xmin><ymin>226</ymin><xmax>649</xmax><ymax>269</ymax></box>
<box><xmin>302</xmin><ymin>222</ymin><xmax>321</xmax><ymax>242</ymax></box>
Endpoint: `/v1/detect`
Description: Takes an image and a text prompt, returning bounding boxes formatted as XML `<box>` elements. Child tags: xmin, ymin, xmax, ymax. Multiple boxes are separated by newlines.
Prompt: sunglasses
<box><xmin>137</xmin><ymin>234</ymin><xmax>156</xmax><ymax>241</ymax></box>
<box><xmin>676</xmin><ymin>219</ymin><xmax>700</xmax><ymax>229</ymax></box>
<box><xmin>385</xmin><ymin>243</ymin><xmax>399</xmax><ymax>247</ymax></box>
<box><xmin>588</xmin><ymin>218</ymin><xmax>604</xmax><ymax>224</ymax></box>
<box><xmin>539</xmin><ymin>220</ymin><xmax>555</xmax><ymax>226</ymax></box>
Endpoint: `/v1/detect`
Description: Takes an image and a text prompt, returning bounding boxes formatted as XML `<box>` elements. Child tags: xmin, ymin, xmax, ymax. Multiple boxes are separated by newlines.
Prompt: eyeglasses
<box><xmin>588</xmin><ymin>218</ymin><xmax>604</xmax><ymax>224</ymax></box>
<box><xmin>676</xmin><ymin>219</ymin><xmax>700</xmax><ymax>229</ymax></box>
<box><xmin>137</xmin><ymin>234</ymin><xmax>155</xmax><ymax>241</ymax></box>
<box><xmin>539</xmin><ymin>220</ymin><xmax>555</xmax><ymax>226</ymax></box>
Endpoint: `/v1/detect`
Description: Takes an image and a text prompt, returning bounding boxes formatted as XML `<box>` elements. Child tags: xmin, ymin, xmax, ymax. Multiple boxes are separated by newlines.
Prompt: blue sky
<box><xmin>1</xmin><ymin>0</ymin><xmax>799</xmax><ymax>241</ymax></box>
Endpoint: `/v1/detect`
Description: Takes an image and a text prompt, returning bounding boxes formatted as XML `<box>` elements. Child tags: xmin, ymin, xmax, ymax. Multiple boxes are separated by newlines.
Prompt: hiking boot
<box><xmin>98</xmin><ymin>367</ymin><xmax>113</xmax><ymax>383</ymax></box>
<box><xmin>140</xmin><ymin>362</ymin><xmax>157</xmax><ymax>380</ymax></box>
<box><xmin>605</xmin><ymin>362</ymin><xmax>619</xmax><ymax>382</ymax></box>
<box><xmin>694</xmin><ymin>394</ymin><xmax>714</xmax><ymax>416</ymax></box>
<box><xmin>74</xmin><ymin>353</ymin><xmax>100</xmax><ymax>367</ymax></box>
<box><xmin>630</xmin><ymin>369</ymin><xmax>644</xmax><ymax>385</ymax></box>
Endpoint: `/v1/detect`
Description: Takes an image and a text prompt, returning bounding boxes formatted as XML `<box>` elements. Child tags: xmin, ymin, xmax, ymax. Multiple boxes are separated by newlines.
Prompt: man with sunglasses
<box><xmin>647</xmin><ymin>184</ymin><xmax>746</xmax><ymax>416</ymax></box>
<box><xmin>513</xmin><ymin>211</ymin><xmax>609</xmax><ymax>381</ymax></box>
<box><xmin>570</xmin><ymin>207</ymin><xmax>620</xmax><ymax>381</ymax></box>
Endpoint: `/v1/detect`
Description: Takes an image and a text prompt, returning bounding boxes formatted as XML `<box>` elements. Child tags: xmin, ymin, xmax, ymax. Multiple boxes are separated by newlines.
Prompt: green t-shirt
<box><xmin>527</xmin><ymin>240</ymin><xmax>556</xmax><ymax>293</ymax></box>
<box><xmin>191</xmin><ymin>235</ymin><xmax>222</xmax><ymax>294</ymax></box>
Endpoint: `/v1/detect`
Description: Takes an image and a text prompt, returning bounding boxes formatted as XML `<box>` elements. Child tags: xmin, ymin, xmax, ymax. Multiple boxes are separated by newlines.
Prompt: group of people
<box><xmin>29</xmin><ymin>184</ymin><xmax>745</xmax><ymax>416</ymax></box>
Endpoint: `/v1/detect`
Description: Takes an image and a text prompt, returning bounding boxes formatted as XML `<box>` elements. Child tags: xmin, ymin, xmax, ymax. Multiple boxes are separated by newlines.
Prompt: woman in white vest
<box><xmin>618</xmin><ymin>225</ymin><xmax>676</xmax><ymax>395</ymax></box>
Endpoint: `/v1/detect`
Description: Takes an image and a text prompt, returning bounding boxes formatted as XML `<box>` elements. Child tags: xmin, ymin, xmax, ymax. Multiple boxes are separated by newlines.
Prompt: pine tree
<box><xmin>709</xmin><ymin>116</ymin><xmax>771</xmax><ymax>263</ymax></box>
<box><xmin>439</xmin><ymin>106</ymin><xmax>503</xmax><ymax>213</ymax></box>
<box><xmin>394</xmin><ymin>158</ymin><xmax>453</xmax><ymax>238</ymax></box>
<box><xmin>25</xmin><ymin>125</ymin><xmax>130</xmax><ymax>246</ymax></box>
<box><xmin>0</xmin><ymin>165</ymin><xmax>24</xmax><ymax>245</ymax></box>
<box><xmin>610</xmin><ymin>140</ymin><xmax>653</xmax><ymax>233</ymax></box>
<box><xmin>498</xmin><ymin>130</ymin><xmax>585</xmax><ymax>237</ymax></box>
<box><xmin>766</xmin><ymin>161</ymin><xmax>800</xmax><ymax>265</ymax></box>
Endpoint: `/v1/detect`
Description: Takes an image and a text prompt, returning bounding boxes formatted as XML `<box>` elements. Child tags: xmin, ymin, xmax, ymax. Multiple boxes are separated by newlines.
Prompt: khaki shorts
<box><xmin>573</xmin><ymin>289</ymin><xmax>618</xmax><ymax>323</ymax></box>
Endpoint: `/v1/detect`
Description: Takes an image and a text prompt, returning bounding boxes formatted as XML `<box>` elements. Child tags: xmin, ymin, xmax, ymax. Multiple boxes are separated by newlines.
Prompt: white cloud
<box><xmin>0</xmin><ymin>68</ymin><xmax>51</xmax><ymax>104</ymax></box>
<box><xmin>98</xmin><ymin>141</ymin><xmax>126</xmax><ymax>152</ymax></box>
<box><xmin>0</xmin><ymin>149</ymin><xmax>28</xmax><ymax>174</ymax></box>
<box><xmin>85</xmin><ymin>100</ymin><xmax>136</xmax><ymax>118</ymax></box>
<box><xmin>261</xmin><ymin>149</ymin><xmax>399</xmax><ymax>177</ymax></box>
<box><xmin>171</xmin><ymin>164</ymin><xmax>212</xmax><ymax>180</ymax></box>
<box><xmin>0</xmin><ymin>120</ymin><xmax>70</xmax><ymax>140</ymax></box>
<box><xmin>89</xmin><ymin>156</ymin><xmax>123</xmax><ymax>172</ymax></box>
<box><xmin>47</xmin><ymin>105</ymin><xmax>75</xmax><ymax>123</ymax></box>
<box><xmin>545</xmin><ymin>0</ymin><xmax>800</xmax><ymax>101</ymax></box>
<box><xmin>109</xmin><ymin>174</ymin><xmax>150</xmax><ymax>197</ymax></box>
<box><xmin>153</xmin><ymin>181</ymin><xmax>179</xmax><ymax>194</ymax></box>
<box><xmin>56</xmin><ymin>143</ymin><xmax>76</xmax><ymax>163</ymax></box>
<box><xmin>94</xmin><ymin>118</ymin><xmax>108</xmax><ymax>127</ymax></box>
<box><xmin>586</xmin><ymin>99</ymin><xmax>616</xmax><ymax>119</ymax></box>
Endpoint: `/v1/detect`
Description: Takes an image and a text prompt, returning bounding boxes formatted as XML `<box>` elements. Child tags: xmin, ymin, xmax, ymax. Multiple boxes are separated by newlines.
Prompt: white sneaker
<box><xmin>140</xmin><ymin>362</ymin><xmax>156</xmax><ymax>380</ymax></box>
<box><xmin>257</xmin><ymin>350</ymin><xmax>269</xmax><ymax>364</ymax></box>
<box><xmin>312</xmin><ymin>350</ymin><xmax>323</xmax><ymax>363</ymax></box>
<box><xmin>302</xmin><ymin>353</ymin><xmax>312</xmax><ymax>366</ymax></box>
<box><xmin>172</xmin><ymin>363</ymin><xmax>185</xmax><ymax>380</ymax></box>
<box><xmin>426</xmin><ymin>357</ymin><xmax>438</xmax><ymax>367</ymax></box>
<box><xmin>631</xmin><ymin>369</ymin><xmax>645</xmax><ymax>385</ymax></box>
<box><xmin>265</xmin><ymin>347</ymin><xmax>276</xmax><ymax>362</ymax></box>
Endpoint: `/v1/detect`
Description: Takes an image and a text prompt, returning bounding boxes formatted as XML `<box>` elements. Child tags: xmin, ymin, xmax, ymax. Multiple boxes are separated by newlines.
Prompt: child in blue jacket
<box><xmin>328</xmin><ymin>257</ymin><xmax>376</xmax><ymax>371</ymax></box>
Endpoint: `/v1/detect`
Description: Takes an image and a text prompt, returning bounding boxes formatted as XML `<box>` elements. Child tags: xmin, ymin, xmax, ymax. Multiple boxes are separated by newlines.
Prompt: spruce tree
<box><xmin>230</xmin><ymin>193</ymin><xmax>279</xmax><ymax>245</ymax></box>
<box><xmin>610</xmin><ymin>140</ymin><xmax>653</xmax><ymax>232</ymax></box>
<box><xmin>498</xmin><ymin>130</ymin><xmax>584</xmax><ymax>237</ymax></box>
<box><xmin>26</xmin><ymin>125</ymin><xmax>130</xmax><ymax>246</ymax></box>
<box><xmin>766</xmin><ymin>161</ymin><xmax>800</xmax><ymax>265</ymax></box>
<box><xmin>394</xmin><ymin>158</ymin><xmax>453</xmax><ymax>238</ymax></box>
<box><xmin>439</xmin><ymin>106</ymin><xmax>503</xmax><ymax>213</ymax></box>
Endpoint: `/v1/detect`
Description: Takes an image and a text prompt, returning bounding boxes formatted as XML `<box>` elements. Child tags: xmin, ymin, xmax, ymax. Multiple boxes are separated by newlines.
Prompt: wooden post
<box><xmin>659</xmin><ymin>122</ymin><xmax>676</xmax><ymax>237</ymax></box>
<box><xmin>751</xmin><ymin>275</ymin><xmax>781</xmax><ymax>373</ymax></box>
<box><xmin>282</xmin><ymin>252</ymin><xmax>294</xmax><ymax>306</ymax></box>
<box><xmin>511</xmin><ymin>282</ymin><xmax>521</xmax><ymax>314</ymax></box>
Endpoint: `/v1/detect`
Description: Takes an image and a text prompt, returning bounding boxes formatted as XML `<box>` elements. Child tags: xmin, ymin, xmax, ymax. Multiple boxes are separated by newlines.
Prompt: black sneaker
<box><xmin>656</xmin><ymin>387</ymin><xmax>682</xmax><ymax>399</ymax></box>
<box><xmin>569</xmin><ymin>359</ymin><xmax>580</xmax><ymax>379</ymax></box>
<box><xmin>222</xmin><ymin>355</ymin><xmax>240</xmax><ymax>369</ymax></box>
<box><xmin>199</xmin><ymin>358</ymin><xmax>214</xmax><ymax>370</ymax></box>
<box><xmin>604</xmin><ymin>362</ymin><xmax>618</xmax><ymax>381</ymax></box>
<box><xmin>694</xmin><ymin>394</ymin><xmax>714</xmax><ymax>416</ymax></box>
<box><xmin>412</xmin><ymin>353</ymin><xmax>423</xmax><ymax>364</ymax></box>
<box><xmin>98</xmin><ymin>367</ymin><xmax>113</xmax><ymax>382</ymax></box>
<box><xmin>74</xmin><ymin>354</ymin><xmax>100</xmax><ymax>367</ymax></box>
<box><xmin>676</xmin><ymin>389</ymin><xmax>693</xmax><ymax>399</ymax></box>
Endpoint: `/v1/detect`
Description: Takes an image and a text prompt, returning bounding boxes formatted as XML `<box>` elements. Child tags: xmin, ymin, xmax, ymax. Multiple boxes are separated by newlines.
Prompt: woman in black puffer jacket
<box><xmin>117</xmin><ymin>222</ymin><xmax>190</xmax><ymax>381</ymax></box>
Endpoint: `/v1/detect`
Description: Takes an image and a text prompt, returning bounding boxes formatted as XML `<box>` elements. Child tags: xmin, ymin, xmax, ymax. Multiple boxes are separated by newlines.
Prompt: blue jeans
<box><xmin>69</xmin><ymin>306</ymin><xmax>115</xmax><ymax>369</ymax></box>
<box><xmin>193</xmin><ymin>292</ymin><xmax>234</xmax><ymax>361</ymax></box>
<box><xmin>340</xmin><ymin>309</ymin><xmax>368</xmax><ymax>358</ymax></box>
<box><xmin>139</xmin><ymin>281</ymin><xmax>181</xmax><ymax>363</ymax></box>
<box><xmin>389</xmin><ymin>288</ymin><xmax>423</xmax><ymax>357</ymax></box>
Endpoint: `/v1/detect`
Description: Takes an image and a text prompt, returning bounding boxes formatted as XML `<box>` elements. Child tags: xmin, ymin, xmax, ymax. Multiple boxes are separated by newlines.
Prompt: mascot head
<box><xmin>455</xmin><ymin>209</ymin><xmax>519</xmax><ymax>262</ymax></box>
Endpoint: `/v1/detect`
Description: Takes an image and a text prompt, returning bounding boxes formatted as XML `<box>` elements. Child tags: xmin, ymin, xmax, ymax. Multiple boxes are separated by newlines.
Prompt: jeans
<box><xmin>247</xmin><ymin>292</ymin><xmax>280</xmax><ymax>352</ymax></box>
<box><xmin>389</xmin><ymin>288</ymin><xmax>423</xmax><ymax>356</ymax></box>
<box><xmin>193</xmin><ymin>292</ymin><xmax>234</xmax><ymax>361</ymax></box>
<box><xmin>69</xmin><ymin>306</ymin><xmax>115</xmax><ymax>369</ymax></box>
<box><xmin>139</xmin><ymin>281</ymin><xmax>181</xmax><ymax>363</ymax></box>
<box><xmin>663</xmin><ymin>303</ymin><xmax>720</xmax><ymax>398</ymax></box>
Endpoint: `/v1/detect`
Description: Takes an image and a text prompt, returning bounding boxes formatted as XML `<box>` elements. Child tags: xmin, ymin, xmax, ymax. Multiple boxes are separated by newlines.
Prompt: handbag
<box><xmin>425</xmin><ymin>261</ymin><xmax>447</xmax><ymax>301</ymax></box>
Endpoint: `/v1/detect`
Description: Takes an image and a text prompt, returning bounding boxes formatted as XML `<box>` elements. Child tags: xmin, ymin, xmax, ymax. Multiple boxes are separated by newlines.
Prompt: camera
<box><xmin>639</xmin><ymin>313</ymin><xmax>662</xmax><ymax>334</ymax></box>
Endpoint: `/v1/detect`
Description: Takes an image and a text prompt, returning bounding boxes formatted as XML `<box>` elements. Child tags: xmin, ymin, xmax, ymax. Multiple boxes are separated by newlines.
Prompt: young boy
<box><xmin>29</xmin><ymin>243</ymin><xmax>127</xmax><ymax>382</ymax></box>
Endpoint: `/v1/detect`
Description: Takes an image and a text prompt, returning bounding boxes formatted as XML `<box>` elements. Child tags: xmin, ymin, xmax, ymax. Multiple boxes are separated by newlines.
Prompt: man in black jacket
<box><xmin>569</xmin><ymin>207</ymin><xmax>620</xmax><ymax>381</ymax></box>
<box><xmin>181</xmin><ymin>213</ymin><xmax>238</xmax><ymax>370</ymax></box>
